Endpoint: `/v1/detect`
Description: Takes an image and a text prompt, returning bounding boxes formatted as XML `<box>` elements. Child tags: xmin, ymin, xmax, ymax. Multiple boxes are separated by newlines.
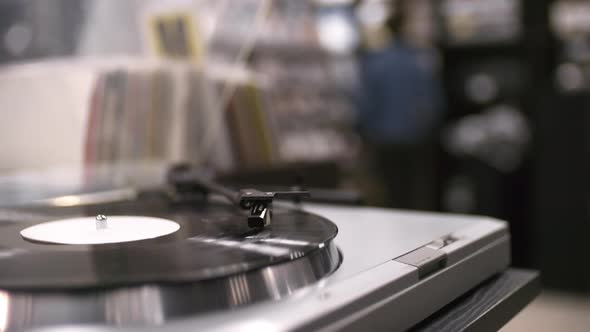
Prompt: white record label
<box><xmin>20</xmin><ymin>216</ymin><xmax>180</xmax><ymax>245</ymax></box>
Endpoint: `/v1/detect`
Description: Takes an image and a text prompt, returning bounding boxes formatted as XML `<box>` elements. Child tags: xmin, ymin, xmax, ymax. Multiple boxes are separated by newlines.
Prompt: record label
<box><xmin>20</xmin><ymin>216</ymin><xmax>180</xmax><ymax>245</ymax></box>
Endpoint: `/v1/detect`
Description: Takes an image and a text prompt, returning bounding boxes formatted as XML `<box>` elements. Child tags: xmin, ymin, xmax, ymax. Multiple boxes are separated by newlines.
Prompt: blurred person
<box><xmin>356</xmin><ymin>0</ymin><xmax>443</xmax><ymax>210</ymax></box>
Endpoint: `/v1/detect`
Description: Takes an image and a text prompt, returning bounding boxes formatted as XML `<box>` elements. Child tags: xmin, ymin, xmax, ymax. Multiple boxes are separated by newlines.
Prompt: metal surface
<box><xmin>24</xmin><ymin>211</ymin><xmax>510</xmax><ymax>332</ymax></box>
<box><xmin>325</xmin><ymin>236</ymin><xmax>511</xmax><ymax>332</ymax></box>
<box><xmin>0</xmin><ymin>202</ymin><xmax>509</xmax><ymax>332</ymax></box>
<box><xmin>95</xmin><ymin>214</ymin><xmax>107</xmax><ymax>230</ymax></box>
<box><xmin>0</xmin><ymin>241</ymin><xmax>339</xmax><ymax>331</ymax></box>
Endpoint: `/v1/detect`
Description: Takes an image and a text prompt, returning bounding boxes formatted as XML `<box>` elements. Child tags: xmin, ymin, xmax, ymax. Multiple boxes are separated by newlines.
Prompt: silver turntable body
<box><xmin>18</xmin><ymin>203</ymin><xmax>509</xmax><ymax>332</ymax></box>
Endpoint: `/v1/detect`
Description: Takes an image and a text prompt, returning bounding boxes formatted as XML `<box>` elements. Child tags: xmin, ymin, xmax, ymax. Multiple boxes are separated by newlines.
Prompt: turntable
<box><xmin>0</xmin><ymin>167</ymin><xmax>510</xmax><ymax>332</ymax></box>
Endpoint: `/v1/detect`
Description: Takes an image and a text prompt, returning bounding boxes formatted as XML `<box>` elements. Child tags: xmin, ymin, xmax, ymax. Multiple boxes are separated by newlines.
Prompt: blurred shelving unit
<box><xmin>208</xmin><ymin>0</ymin><xmax>361</xmax><ymax>188</ymax></box>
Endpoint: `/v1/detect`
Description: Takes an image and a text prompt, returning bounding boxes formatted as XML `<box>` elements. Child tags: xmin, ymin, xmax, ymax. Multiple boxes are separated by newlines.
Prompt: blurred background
<box><xmin>0</xmin><ymin>0</ymin><xmax>589</xmax><ymax>330</ymax></box>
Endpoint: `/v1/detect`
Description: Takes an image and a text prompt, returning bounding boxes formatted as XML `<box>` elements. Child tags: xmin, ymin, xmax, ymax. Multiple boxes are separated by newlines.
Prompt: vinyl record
<box><xmin>0</xmin><ymin>196</ymin><xmax>339</xmax><ymax>290</ymax></box>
